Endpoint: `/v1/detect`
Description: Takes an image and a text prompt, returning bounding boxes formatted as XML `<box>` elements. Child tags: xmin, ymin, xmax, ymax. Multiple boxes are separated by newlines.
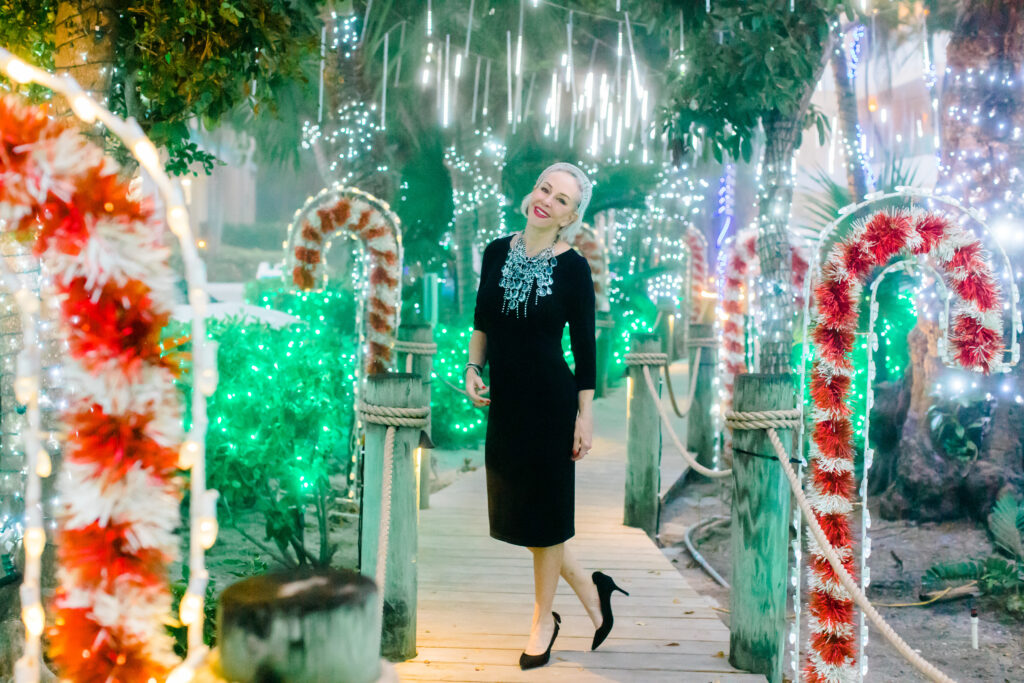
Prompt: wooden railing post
<box><xmin>594</xmin><ymin>312</ymin><xmax>614</xmax><ymax>398</ymax></box>
<box><xmin>360</xmin><ymin>374</ymin><xmax>425</xmax><ymax>661</ymax></box>
<box><xmin>685</xmin><ymin>323</ymin><xmax>717</xmax><ymax>470</ymax></box>
<box><xmin>728</xmin><ymin>373</ymin><xmax>794</xmax><ymax>683</ymax></box>
<box><xmin>624</xmin><ymin>334</ymin><xmax>662</xmax><ymax>537</ymax></box>
<box><xmin>656</xmin><ymin>297</ymin><xmax>677</xmax><ymax>361</ymax></box>
<box><xmin>397</xmin><ymin>323</ymin><xmax>435</xmax><ymax>510</ymax></box>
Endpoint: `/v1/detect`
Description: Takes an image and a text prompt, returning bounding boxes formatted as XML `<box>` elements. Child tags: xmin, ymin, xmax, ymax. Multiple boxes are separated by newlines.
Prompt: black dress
<box><xmin>473</xmin><ymin>234</ymin><xmax>597</xmax><ymax>547</ymax></box>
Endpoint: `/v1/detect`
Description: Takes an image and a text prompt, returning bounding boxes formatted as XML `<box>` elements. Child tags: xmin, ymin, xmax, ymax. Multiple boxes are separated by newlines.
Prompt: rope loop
<box><xmin>724</xmin><ymin>409</ymin><xmax>801</xmax><ymax>431</ymax></box>
<box><xmin>359</xmin><ymin>402</ymin><xmax>430</xmax><ymax>428</ymax></box>
<box><xmin>392</xmin><ymin>340</ymin><xmax>438</xmax><ymax>355</ymax></box>
<box><xmin>685</xmin><ymin>337</ymin><xmax>718</xmax><ymax>349</ymax></box>
<box><xmin>624</xmin><ymin>351</ymin><xmax>669</xmax><ymax>366</ymax></box>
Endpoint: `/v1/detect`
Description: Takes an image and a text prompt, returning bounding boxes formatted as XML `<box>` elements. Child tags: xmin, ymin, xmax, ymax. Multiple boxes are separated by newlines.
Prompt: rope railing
<box><xmin>393</xmin><ymin>339</ymin><xmax>437</xmax><ymax>373</ymax></box>
<box><xmin>664</xmin><ymin>347</ymin><xmax>700</xmax><ymax>417</ymax></box>
<box><xmin>357</xmin><ymin>402</ymin><xmax>430</xmax><ymax>630</ymax></box>
<box><xmin>725</xmin><ymin>409</ymin><xmax>956</xmax><ymax>683</ymax></box>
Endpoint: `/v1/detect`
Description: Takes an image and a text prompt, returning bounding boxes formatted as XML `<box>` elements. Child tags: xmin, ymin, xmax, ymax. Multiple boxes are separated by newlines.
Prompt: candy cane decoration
<box><xmin>686</xmin><ymin>225</ymin><xmax>708</xmax><ymax>324</ymax></box>
<box><xmin>0</xmin><ymin>60</ymin><xmax>214</xmax><ymax>681</ymax></box>
<box><xmin>571</xmin><ymin>224</ymin><xmax>610</xmax><ymax>313</ymax></box>
<box><xmin>806</xmin><ymin>210</ymin><xmax>1004</xmax><ymax>682</ymax></box>
<box><xmin>716</xmin><ymin>229</ymin><xmax>809</xmax><ymax>456</ymax></box>
<box><xmin>286</xmin><ymin>185</ymin><xmax>403</xmax><ymax>375</ymax></box>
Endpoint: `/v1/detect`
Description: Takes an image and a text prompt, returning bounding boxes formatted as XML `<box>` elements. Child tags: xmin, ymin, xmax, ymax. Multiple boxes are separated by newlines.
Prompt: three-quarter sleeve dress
<box><xmin>473</xmin><ymin>234</ymin><xmax>597</xmax><ymax>547</ymax></box>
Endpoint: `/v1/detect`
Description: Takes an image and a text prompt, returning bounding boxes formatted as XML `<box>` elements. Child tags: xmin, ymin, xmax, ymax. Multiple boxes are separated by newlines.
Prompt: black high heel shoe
<box><xmin>591</xmin><ymin>571</ymin><xmax>629</xmax><ymax>650</ymax></box>
<box><xmin>519</xmin><ymin>612</ymin><xmax>561</xmax><ymax>670</ymax></box>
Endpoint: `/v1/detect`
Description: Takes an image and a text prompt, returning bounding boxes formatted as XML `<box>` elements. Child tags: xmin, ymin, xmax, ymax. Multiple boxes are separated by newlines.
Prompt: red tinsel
<box><xmin>65</xmin><ymin>405</ymin><xmax>179</xmax><ymax>480</ymax></box>
<box><xmin>57</xmin><ymin>521</ymin><xmax>170</xmax><ymax>591</ymax></box>
<box><xmin>862</xmin><ymin>210</ymin><xmax>911</xmax><ymax>263</ymax></box>
<box><xmin>48</xmin><ymin>606</ymin><xmax>171</xmax><ymax>683</ymax></box>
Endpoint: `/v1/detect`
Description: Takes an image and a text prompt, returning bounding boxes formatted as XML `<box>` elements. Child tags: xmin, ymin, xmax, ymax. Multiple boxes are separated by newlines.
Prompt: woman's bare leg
<box><xmin>560</xmin><ymin>544</ymin><xmax>602</xmax><ymax>628</ymax></box>
<box><xmin>525</xmin><ymin>543</ymin><xmax>564</xmax><ymax>654</ymax></box>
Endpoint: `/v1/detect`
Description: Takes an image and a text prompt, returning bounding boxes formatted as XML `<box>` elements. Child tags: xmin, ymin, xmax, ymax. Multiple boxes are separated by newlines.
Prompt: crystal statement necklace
<box><xmin>500</xmin><ymin>233</ymin><xmax>558</xmax><ymax>317</ymax></box>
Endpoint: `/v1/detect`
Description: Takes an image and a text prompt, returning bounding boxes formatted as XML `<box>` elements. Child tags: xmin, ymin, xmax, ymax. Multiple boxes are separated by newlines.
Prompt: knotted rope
<box><xmin>358</xmin><ymin>402</ymin><xmax>430</xmax><ymax>614</ymax></box>
<box><xmin>638</xmin><ymin>364</ymin><xmax>732</xmax><ymax>479</ymax></box>
<box><xmin>624</xmin><ymin>351</ymin><xmax>669</xmax><ymax>366</ymax></box>
<box><xmin>725</xmin><ymin>408</ymin><xmax>955</xmax><ymax>683</ymax></box>
<box><xmin>393</xmin><ymin>339</ymin><xmax>437</xmax><ymax>373</ymax></box>
<box><xmin>686</xmin><ymin>337</ymin><xmax>718</xmax><ymax>348</ymax></box>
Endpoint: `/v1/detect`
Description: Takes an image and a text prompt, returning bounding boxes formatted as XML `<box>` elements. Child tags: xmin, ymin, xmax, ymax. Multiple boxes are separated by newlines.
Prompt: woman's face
<box><xmin>526</xmin><ymin>170</ymin><xmax>580</xmax><ymax>231</ymax></box>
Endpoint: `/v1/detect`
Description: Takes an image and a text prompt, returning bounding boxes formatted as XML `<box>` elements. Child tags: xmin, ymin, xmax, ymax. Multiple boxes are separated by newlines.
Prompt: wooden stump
<box><xmin>398</xmin><ymin>323</ymin><xmax>435</xmax><ymax>511</ymax></box>
<box><xmin>360</xmin><ymin>374</ymin><xmax>424</xmax><ymax>661</ymax></box>
<box><xmin>728</xmin><ymin>373</ymin><xmax>794</xmax><ymax>683</ymax></box>
<box><xmin>594</xmin><ymin>313</ymin><xmax>614</xmax><ymax>398</ymax></box>
<box><xmin>685</xmin><ymin>324</ymin><xmax>717</xmax><ymax>470</ymax></box>
<box><xmin>217</xmin><ymin>567</ymin><xmax>381</xmax><ymax>683</ymax></box>
<box><xmin>624</xmin><ymin>334</ymin><xmax>662</xmax><ymax>537</ymax></box>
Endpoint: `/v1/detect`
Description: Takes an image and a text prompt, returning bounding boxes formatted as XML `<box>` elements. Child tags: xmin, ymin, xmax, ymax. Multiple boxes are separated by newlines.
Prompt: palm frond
<box><xmin>923</xmin><ymin>559</ymin><xmax>986</xmax><ymax>587</ymax></box>
<box><xmin>988</xmin><ymin>493</ymin><xmax>1024</xmax><ymax>561</ymax></box>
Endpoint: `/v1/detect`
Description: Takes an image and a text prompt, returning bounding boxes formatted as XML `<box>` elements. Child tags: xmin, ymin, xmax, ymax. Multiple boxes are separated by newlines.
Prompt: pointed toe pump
<box><xmin>591</xmin><ymin>571</ymin><xmax>629</xmax><ymax>651</ymax></box>
<box><xmin>519</xmin><ymin>612</ymin><xmax>561</xmax><ymax>670</ymax></box>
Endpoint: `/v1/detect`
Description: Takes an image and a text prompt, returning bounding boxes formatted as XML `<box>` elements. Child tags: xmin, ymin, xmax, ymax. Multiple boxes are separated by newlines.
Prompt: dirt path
<box><xmin>658</xmin><ymin>477</ymin><xmax>1024</xmax><ymax>682</ymax></box>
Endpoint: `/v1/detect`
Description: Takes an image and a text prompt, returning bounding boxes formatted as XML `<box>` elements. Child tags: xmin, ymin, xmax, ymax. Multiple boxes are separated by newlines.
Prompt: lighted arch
<box><xmin>805</xmin><ymin>209</ymin><xmax>1005</xmax><ymax>681</ymax></box>
<box><xmin>685</xmin><ymin>225</ymin><xmax>708</xmax><ymax>324</ymax></box>
<box><xmin>286</xmin><ymin>185</ymin><xmax>403</xmax><ymax>375</ymax></box>
<box><xmin>0</xmin><ymin>49</ymin><xmax>215</xmax><ymax>683</ymax></box>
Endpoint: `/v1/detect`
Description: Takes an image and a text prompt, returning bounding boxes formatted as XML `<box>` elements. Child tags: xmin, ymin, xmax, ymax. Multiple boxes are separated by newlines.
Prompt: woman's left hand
<box><xmin>572</xmin><ymin>410</ymin><xmax>593</xmax><ymax>461</ymax></box>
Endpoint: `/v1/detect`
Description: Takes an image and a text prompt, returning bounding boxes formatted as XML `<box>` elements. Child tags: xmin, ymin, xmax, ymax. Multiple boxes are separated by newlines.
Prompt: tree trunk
<box><xmin>755</xmin><ymin>113</ymin><xmax>799</xmax><ymax>374</ymax></box>
<box><xmin>54</xmin><ymin>1</ymin><xmax>117</xmax><ymax>102</ymax></box>
<box><xmin>831</xmin><ymin>30</ymin><xmax>872</xmax><ymax>201</ymax></box>
<box><xmin>886</xmin><ymin>1</ymin><xmax>1024</xmax><ymax>521</ymax></box>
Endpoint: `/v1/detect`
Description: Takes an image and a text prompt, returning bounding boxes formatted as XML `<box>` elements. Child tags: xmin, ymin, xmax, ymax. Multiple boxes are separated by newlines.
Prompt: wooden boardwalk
<box><xmin>395</xmin><ymin>382</ymin><xmax>764</xmax><ymax>682</ymax></box>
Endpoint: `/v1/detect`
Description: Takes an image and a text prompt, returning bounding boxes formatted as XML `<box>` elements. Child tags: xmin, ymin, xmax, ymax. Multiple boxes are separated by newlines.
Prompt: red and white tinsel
<box><xmin>686</xmin><ymin>225</ymin><xmax>708</xmax><ymax>324</ymax></box>
<box><xmin>288</xmin><ymin>186</ymin><xmax>403</xmax><ymax>374</ymax></box>
<box><xmin>806</xmin><ymin>210</ymin><xmax>1003</xmax><ymax>682</ymax></box>
<box><xmin>571</xmin><ymin>224</ymin><xmax>611</xmax><ymax>313</ymax></box>
<box><xmin>0</xmin><ymin>95</ymin><xmax>183</xmax><ymax>680</ymax></box>
<box><xmin>716</xmin><ymin>229</ymin><xmax>808</xmax><ymax>456</ymax></box>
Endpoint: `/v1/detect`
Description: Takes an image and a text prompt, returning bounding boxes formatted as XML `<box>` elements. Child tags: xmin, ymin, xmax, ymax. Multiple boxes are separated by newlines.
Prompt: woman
<box><xmin>464</xmin><ymin>162</ymin><xmax>627</xmax><ymax>670</ymax></box>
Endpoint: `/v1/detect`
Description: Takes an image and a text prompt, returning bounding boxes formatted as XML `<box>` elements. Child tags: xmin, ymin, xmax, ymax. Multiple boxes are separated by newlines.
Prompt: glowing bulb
<box><xmin>13</xmin><ymin>289</ymin><xmax>39</xmax><ymax>314</ymax></box>
<box><xmin>70</xmin><ymin>94</ymin><xmax>98</xmax><ymax>123</ymax></box>
<box><xmin>179</xmin><ymin>592</ymin><xmax>202</xmax><ymax>626</ymax></box>
<box><xmin>5</xmin><ymin>58</ymin><xmax>32</xmax><ymax>84</ymax></box>
<box><xmin>166</xmin><ymin>666</ymin><xmax>195</xmax><ymax>683</ymax></box>
<box><xmin>36</xmin><ymin>450</ymin><xmax>51</xmax><ymax>478</ymax></box>
<box><xmin>178</xmin><ymin>440</ymin><xmax>200</xmax><ymax>470</ymax></box>
<box><xmin>132</xmin><ymin>139</ymin><xmax>159</xmax><ymax>169</ymax></box>
<box><xmin>23</xmin><ymin>527</ymin><xmax>45</xmax><ymax>559</ymax></box>
<box><xmin>14</xmin><ymin>376</ymin><xmax>37</xmax><ymax>404</ymax></box>
<box><xmin>198</xmin><ymin>517</ymin><xmax>218</xmax><ymax>549</ymax></box>
<box><xmin>21</xmin><ymin>603</ymin><xmax>44</xmax><ymax>637</ymax></box>
<box><xmin>168</xmin><ymin>205</ymin><xmax>190</xmax><ymax>237</ymax></box>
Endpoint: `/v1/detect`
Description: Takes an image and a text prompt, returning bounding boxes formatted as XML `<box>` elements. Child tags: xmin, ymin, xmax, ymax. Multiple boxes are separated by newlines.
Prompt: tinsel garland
<box><xmin>0</xmin><ymin>95</ymin><xmax>181</xmax><ymax>679</ymax></box>
<box><xmin>571</xmin><ymin>224</ymin><xmax>611</xmax><ymax>313</ymax></box>
<box><xmin>287</xmin><ymin>186</ymin><xmax>402</xmax><ymax>375</ymax></box>
<box><xmin>686</xmin><ymin>226</ymin><xmax>708</xmax><ymax>324</ymax></box>
<box><xmin>716</xmin><ymin>228</ymin><xmax>808</xmax><ymax>456</ymax></box>
<box><xmin>805</xmin><ymin>210</ymin><xmax>1003</xmax><ymax>682</ymax></box>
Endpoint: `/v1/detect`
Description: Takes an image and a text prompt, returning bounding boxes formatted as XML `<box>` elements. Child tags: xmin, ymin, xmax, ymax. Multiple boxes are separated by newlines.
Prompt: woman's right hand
<box><xmin>465</xmin><ymin>369</ymin><xmax>491</xmax><ymax>407</ymax></box>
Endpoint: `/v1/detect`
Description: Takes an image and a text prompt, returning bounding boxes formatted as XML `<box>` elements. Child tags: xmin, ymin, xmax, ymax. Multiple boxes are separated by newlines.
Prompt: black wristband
<box><xmin>465</xmin><ymin>362</ymin><xmax>484</xmax><ymax>376</ymax></box>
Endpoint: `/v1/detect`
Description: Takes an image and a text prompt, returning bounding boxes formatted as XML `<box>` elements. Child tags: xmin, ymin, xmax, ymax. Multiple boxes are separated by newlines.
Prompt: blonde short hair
<box><xmin>520</xmin><ymin>162</ymin><xmax>593</xmax><ymax>243</ymax></box>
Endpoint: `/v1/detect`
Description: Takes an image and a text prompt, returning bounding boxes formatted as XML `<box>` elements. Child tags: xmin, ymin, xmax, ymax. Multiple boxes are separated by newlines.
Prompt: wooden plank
<box><xmin>625</xmin><ymin>334</ymin><xmax>663</xmax><ymax>536</ymax></box>
<box><xmin>394</xmin><ymin>382</ymin><xmax>764</xmax><ymax>683</ymax></box>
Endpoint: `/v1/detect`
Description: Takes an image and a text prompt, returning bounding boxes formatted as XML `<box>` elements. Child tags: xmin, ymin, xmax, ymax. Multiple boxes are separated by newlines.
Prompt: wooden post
<box><xmin>360</xmin><ymin>374</ymin><xmax>424</xmax><ymax>661</ymax></box>
<box><xmin>686</xmin><ymin>323</ymin><xmax>717</xmax><ymax>470</ymax></box>
<box><xmin>728</xmin><ymin>373</ymin><xmax>794</xmax><ymax>683</ymax></box>
<box><xmin>218</xmin><ymin>568</ymin><xmax>382</xmax><ymax>683</ymax></box>
<box><xmin>398</xmin><ymin>323</ymin><xmax>435</xmax><ymax>510</ymax></box>
<box><xmin>656</xmin><ymin>297</ymin><xmax>676</xmax><ymax>361</ymax></box>
<box><xmin>624</xmin><ymin>334</ymin><xmax>662</xmax><ymax>537</ymax></box>
<box><xmin>594</xmin><ymin>312</ymin><xmax>614</xmax><ymax>399</ymax></box>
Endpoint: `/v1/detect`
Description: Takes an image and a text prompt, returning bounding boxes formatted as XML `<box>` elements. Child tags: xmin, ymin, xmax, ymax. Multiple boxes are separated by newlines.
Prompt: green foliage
<box><xmin>925</xmin><ymin>493</ymin><xmax>1024</xmax><ymax>615</ymax></box>
<box><xmin>430</xmin><ymin>323</ymin><xmax>488</xmax><ymax>449</ymax></box>
<box><xmin>170</xmin><ymin>287</ymin><xmax>360</xmax><ymax>568</ymax></box>
<box><xmin>109</xmin><ymin>0</ymin><xmax>321</xmax><ymax>174</ymax></box>
<box><xmin>0</xmin><ymin>0</ymin><xmax>54</xmax><ymax>100</ymax></box>
<box><xmin>653</xmin><ymin>0</ymin><xmax>841</xmax><ymax>162</ymax></box>
<box><xmin>926</xmin><ymin>395</ymin><xmax>989</xmax><ymax>462</ymax></box>
<box><xmin>168</xmin><ymin>571</ymin><xmax>218</xmax><ymax>657</ymax></box>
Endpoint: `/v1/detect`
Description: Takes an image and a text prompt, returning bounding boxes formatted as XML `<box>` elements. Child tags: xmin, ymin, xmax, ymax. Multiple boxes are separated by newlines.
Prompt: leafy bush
<box><xmin>924</xmin><ymin>494</ymin><xmax>1024</xmax><ymax>615</ymax></box>
<box><xmin>926</xmin><ymin>395</ymin><xmax>990</xmax><ymax>462</ymax></box>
